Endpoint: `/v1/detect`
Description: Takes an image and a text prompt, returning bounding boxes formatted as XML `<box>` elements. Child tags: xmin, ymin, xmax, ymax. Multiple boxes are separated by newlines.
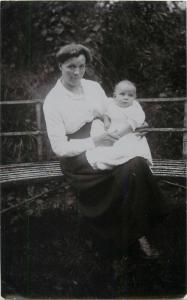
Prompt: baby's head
<box><xmin>114</xmin><ymin>80</ymin><xmax>136</xmax><ymax>108</ymax></box>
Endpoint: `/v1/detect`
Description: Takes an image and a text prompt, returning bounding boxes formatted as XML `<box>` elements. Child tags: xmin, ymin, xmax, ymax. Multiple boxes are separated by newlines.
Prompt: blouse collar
<box><xmin>57</xmin><ymin>78</ymin><xmax>86</xmax><ymax>94</ymax></box>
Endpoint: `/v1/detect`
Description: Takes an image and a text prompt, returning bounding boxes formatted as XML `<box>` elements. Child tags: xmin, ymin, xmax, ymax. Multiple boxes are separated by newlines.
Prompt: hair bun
<box><xmin>56</xmin><ymin>43</ymin><xmax>92</xmax><ymax>64</ymax></box>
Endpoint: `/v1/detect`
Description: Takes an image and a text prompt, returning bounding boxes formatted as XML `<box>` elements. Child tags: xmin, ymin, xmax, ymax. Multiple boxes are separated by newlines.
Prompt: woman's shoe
<box><xmin>138</xmin><ymin>236</ymin><xmax>160</xmax><ymax>260</ymax></box>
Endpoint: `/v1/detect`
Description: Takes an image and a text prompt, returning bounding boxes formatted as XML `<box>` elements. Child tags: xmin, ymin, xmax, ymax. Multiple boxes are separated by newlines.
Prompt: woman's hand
<box><xmin>103</xmin><ymin>115</ymin><xmax>111</xmax><ymax>131</ymax></box>
<box><xmin>92</xmin><ymin>132</ymin><xmax>118</xmax><ymax>147</ymax></box>
<box><xmin>135</xmin><ymin>121</ymin><xmax>149</xmax><ymax>137</ymax></box>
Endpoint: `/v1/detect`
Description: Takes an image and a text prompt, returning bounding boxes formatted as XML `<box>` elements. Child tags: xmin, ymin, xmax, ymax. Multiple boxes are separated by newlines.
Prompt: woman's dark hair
<box><xmin>56</xmin><ymin>44</ymin><xmax>92</xmax><ymax>64</ymax></box>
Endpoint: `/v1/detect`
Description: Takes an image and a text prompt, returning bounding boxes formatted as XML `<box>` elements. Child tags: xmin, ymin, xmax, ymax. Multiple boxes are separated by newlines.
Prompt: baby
<box><xmin>86</xmin><ymin>80</ymin><xmax>152</xmax><ymax>170</ymax></box>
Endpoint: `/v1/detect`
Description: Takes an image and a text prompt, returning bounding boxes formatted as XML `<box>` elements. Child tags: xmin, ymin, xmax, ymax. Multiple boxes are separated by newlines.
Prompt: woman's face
<box><xmin>59</xmin><ymin>54</ymin><xmax>86</xmax><ymax>87</ymax></box>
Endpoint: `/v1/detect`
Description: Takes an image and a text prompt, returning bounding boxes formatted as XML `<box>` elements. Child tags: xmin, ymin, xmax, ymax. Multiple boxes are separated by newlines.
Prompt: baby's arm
<box><xmin>116</xmin><ymin>122</ymin><xmax>132</xmax><ymax>137</ymax></box>
<box><xmin>119</xmin><ymin>101</ymin><xmax>147</xmax><ymax>138</ymax></box>
<box><xmin>106</xmin><ymin>120</ymin><xmax>132</xmax><ymax>139</ymax></box>
<box><xmin>113</xmin><ymin>101</ymin><xmax>145</xmax><ymax>138</ymax></box>
<box><xmin>127</xmin><ymin>101</ymin><xmax>145</xmax><ymax>129</ymax></box>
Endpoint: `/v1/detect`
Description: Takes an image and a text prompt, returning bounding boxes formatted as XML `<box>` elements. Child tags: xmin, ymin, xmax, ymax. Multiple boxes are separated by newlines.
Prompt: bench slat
<box><xmin>0</xmin><ymin>172</ymin><xmax>184</xmax><ymax>183</ymax></box>
<box><xmin>0</xmin><ymin>159</ymin><xmax>185</xmax><ymax>170</ymax></box>
<box><xmin>0</xmin><ymin>160</ymin><xmax>186</xmax><ymax>184</ymax></box>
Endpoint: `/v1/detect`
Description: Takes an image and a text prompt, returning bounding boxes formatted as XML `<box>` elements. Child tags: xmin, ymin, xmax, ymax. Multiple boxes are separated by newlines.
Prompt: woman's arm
<box><xmin>43</xmin><ymin>102</ymin><xmax>117</xmax><ymax>157</ymax></box>
<box><xmin>135</xmin><ymin>121</ymin><xmax>149</xmax><ymax>137</ymax></box>
<box><xmin>43</xmin><ymin>103</ymin><xmax>96</xmax><ymax>157</ymax></box>
<box><xmin>103</xmin><ymin>114</ymin><xmax>111</xmax><ymax>130</ymax></box>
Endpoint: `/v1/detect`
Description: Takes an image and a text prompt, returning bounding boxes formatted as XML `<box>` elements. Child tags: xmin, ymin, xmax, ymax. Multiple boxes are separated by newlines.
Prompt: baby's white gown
<box><xmin>86</xmin><ymin>100</ymin><xmax>152</xmax><ymax>170</ymax></box>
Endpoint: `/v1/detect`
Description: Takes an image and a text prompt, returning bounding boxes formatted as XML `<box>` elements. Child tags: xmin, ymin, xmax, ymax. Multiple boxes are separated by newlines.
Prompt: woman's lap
<box><xmin>60</xmin><ymin>154</ymin><xmax>168</xmax><ymax>247</ymax></box>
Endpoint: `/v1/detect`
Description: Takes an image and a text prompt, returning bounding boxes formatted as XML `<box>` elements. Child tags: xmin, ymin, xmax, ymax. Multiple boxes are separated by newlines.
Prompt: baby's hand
<box><xmin>92</xmin><ymin>132</ymin><xmax>117</xmax><ymax>146</ymax></box>
<box><xmin>104</xmin><ymin>122</ymin><xmax>110</xmax><ymax>131</ymax></box>
<box><xmin>107</xmin><ymin>129</ymin><xmax>121</xmax><ymax>139</ymax></box>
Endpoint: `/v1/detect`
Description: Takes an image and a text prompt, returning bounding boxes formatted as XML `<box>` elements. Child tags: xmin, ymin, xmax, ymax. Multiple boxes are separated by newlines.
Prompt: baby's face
<box><xmin>114</xmin><ymin>82</ymin><xmax>136</xmax><ymax>108</ymax></box>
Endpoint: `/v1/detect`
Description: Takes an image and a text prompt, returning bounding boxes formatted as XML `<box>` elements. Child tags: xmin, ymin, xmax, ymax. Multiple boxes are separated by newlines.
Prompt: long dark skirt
<box><xmin>60</xmin><ymin>122</ymin><xmax>167</xmax><ymax>251</ymax></box>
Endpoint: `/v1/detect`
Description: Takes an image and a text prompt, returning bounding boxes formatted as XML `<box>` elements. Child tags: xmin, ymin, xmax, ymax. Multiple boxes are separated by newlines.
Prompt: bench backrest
<box><xmin>1</xmin><ymin>97</ymin><xmax>187</xmax><ymax>161</ymax></box>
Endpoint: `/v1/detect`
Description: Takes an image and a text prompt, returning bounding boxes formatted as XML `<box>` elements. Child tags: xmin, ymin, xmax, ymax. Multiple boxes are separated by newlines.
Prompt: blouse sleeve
<box><xmin>43</xmin><ymin>100</ymin><xmax>95</xmax><ymax>158</ymax></box>
<box><xmin>87</xmin><ymin>81</ymin><xmax>109</xmax><ymax>117</ymax></box>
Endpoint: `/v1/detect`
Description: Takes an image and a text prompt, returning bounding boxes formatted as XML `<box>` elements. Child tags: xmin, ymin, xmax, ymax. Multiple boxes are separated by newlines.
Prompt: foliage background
<box><xmin>1</xmin><ymin>1</ymin><xmax>186</xmax><ymax>163</ymax></box>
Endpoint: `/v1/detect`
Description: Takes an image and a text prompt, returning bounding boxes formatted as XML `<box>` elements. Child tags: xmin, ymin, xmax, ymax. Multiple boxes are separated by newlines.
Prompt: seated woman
<box><xmin>43</xmin><ymin>43</ymin><xmax>168</xmax><ymax>258</ymax></box>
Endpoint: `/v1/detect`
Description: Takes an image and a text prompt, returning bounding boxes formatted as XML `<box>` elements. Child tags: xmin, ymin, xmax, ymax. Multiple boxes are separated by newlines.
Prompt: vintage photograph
<box><xmin>1</xmin><ymin>1</ymin><xmax>186</xmax><ymax>299</ymax></box>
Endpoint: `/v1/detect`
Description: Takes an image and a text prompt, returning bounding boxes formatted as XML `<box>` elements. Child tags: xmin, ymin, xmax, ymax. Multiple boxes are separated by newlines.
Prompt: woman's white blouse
<box><xmin>43</xmin><ymin>78</ymin><xmax>107</xmax><ymax>157</ymax></box>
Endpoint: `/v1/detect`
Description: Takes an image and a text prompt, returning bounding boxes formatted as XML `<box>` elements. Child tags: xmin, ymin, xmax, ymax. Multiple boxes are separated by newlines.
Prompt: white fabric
<box><xmin>107</xmin><ymin>98</ymin><xmax>145</xmax><ymax>131</ymax></box>
<box><xmin>43</xmin><ymin>78</ymin><xmax>107</xmax><ymax>157</ymax></box>
<box><xmin>86</xmin><ymin>99</ymin><xmax>152</xmax><ymax>170</ymax></box>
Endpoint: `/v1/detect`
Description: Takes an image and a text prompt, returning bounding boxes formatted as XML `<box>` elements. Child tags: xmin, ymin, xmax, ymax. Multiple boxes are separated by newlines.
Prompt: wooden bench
<box><xmin>0</xmin><ymin>159</ymin><xmax>186</xmax><ymax>185</ymax></box>
<box><xmin>1</xmin><ymin>97</ymin><xmax>187</xmax><ymax>185</ymax></box>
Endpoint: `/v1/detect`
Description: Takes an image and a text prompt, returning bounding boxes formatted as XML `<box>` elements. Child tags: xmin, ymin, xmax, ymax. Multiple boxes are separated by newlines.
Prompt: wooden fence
<box><xmin>1</xmin><ymin>97</ymin><xmax>187</xmax><ymax>161</ymax></box>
